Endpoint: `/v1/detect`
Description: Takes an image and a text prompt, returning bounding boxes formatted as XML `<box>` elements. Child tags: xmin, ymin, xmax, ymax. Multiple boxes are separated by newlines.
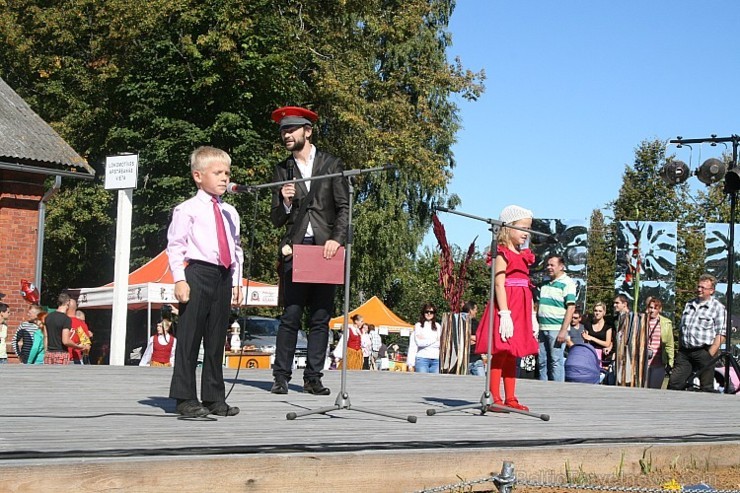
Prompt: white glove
<box><xmin>532</xmin><ymin>312</ymin><xmax>540</xmax><ymax>337</ymax></box>
<box><xmin>499</xmin><ymin>310</ymin><xmax>514</xmax><ymax>342</ymax></box>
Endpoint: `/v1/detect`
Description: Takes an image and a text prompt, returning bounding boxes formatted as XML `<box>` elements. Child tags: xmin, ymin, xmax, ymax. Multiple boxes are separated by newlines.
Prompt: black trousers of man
<box><xmin>169</xmin><ymin>261</ymin><xmax>231</xmax><ymax>403</ymax></box>
<box><xmin>274</xmin><ymin>254</ymin><xmax>335</xmax><ymax>382</ymax></box>
<box><xmin>668</xmin><ymin>346</ymin><xmax>715</xmax><ymax>392</ymax></box>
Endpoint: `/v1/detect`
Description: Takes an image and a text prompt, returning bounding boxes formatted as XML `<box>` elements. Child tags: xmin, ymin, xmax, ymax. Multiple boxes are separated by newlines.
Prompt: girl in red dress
<box><xmin>474</xmin><ymin>205</ymin><xmax>539</xmax><ymax>411</ymax></box>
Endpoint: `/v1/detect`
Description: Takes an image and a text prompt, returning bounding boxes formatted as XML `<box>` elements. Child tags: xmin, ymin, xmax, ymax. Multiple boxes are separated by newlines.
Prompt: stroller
<box><xmin>564</xmin><ymin>344</ymin><xmax>602</xmax><ymax>384</ymax></box>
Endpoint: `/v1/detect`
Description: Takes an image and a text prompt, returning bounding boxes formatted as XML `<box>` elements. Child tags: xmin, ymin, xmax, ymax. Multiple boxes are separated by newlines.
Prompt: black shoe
<box><xmin>303</xmin><ymin>378</ymin><xmax>331</xmax><ymax>395</ymax></box>
<box><xmin>176</xmin><ymin>399</ymin><xmax>210</xmax><ymax>418</ymax></box>
<box><xmin>204</xmin><ymin>401</ymin><xmax>240</xmax><ymax>417</ymax></box>
<box><xmin>271</xmin><ymin>377</ymin><xmax>289</xmax><ymax>394</ymax></box>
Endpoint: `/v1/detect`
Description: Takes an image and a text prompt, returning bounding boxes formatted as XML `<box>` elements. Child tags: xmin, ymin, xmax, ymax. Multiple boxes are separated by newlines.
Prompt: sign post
<box><xmin>104</xmin><ymin>153</ymin><xmax>138</xmax><ymax>365</ymax></box>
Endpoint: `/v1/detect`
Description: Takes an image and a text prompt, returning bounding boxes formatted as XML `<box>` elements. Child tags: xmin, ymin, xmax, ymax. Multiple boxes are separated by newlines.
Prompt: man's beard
<box><xmin>285</xmin><ymin>136</ymin><xmax>307</xmax><ymax>152</ymax></box>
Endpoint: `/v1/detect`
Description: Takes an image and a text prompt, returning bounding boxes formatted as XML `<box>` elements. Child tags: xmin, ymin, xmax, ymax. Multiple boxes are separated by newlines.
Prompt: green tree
<box><xmin>585</xmin><ymin>208</ymin><xmax>614</xmax><ymax>310</ymax></box>
<box><xmin>612</xmin><ymin>139</ymin><xmax>704</xmax><ymax>318</ymax></box>
<box><xmin>42</xmin><ymin>182</ymin><xmax>115</xmax><ymax>301</ymax></box>
<box><xmin>385</xmin><ymin>245</ymin><xmax>490</xmax><ymax>324</ymax></box>
<box><xmin>0</xmin><ymin>0</ymin><xmax>484</xmax><ymax>299</ymax></box>
<box><xmin>612</xmin><ymin>139</ymin><xmax>689</xmax><ymax>222</ymax></box>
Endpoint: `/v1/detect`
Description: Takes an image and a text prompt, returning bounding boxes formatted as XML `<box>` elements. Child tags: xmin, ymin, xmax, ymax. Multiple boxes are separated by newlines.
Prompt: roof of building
<box><xmin>0</xmin><ymin>77</ymin><xmax>94</xmax><ymax>177</ymax></box>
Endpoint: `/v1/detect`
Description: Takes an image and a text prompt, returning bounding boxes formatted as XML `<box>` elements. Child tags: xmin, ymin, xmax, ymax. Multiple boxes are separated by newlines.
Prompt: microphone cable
<box><xmin>224</xmin><ymin>185</ymin><xmax>262</xmax><ymax>402</ymax></box>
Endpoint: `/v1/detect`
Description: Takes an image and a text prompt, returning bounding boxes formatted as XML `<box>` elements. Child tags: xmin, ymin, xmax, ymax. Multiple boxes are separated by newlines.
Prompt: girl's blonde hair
<box><xmin>496</xmin><ymin>205</ymin><xmax>533</xmax><ymax>247</ymax></box>
<box><xmin>496</xmin><ymin>220</ymin><xmax>531</xmax><ymax>246</ymax></box>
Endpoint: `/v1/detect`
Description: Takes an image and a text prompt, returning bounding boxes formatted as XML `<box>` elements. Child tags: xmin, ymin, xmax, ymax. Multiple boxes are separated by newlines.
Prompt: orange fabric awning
<box><xmin>74</xmin><ymin>251</ymin><xmax>278</xmax><ymax>309</ymax></box>
<box><xmin>105</xmin><ymin>250</ymin><xmax>273</xmax><ymax>288</ymax></box>
<box><xmin>329</xmin><ymin>296</ymin><xmax>413</xmax><ymax>333</ymax></box>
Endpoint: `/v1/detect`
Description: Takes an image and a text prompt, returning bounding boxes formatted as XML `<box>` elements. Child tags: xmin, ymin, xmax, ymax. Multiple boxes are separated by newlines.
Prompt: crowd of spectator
<box><xmin>3</xmin><ymin>271</ymin><xmax>730</xmax><ymax>395</ymax></box>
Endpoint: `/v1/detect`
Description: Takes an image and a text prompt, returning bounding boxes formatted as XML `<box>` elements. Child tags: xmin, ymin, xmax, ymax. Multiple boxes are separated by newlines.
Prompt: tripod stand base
<box><xmin>685</xmin><ymin>350</ymin><xmax>740</xmax><ymax>394</ymax></box>
<box><xmin>286</xmin><ymin>392</ymin><xmax>417</xmax><ymax>422</ymax></box>
<box><xmin>425</xmin><ymin>390</ymin><xmax>550</xmax><ymax>421</ymax></box>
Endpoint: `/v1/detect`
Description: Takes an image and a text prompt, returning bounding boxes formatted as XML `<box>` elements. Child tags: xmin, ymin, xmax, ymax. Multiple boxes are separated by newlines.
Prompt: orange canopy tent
<box><xmin>329</xmin><ymin>296</ymin><xmax>413</xmax><ymax>335</ymax></box>
<box><xmin>71</xmin><ymin>250</ymin><xmax>278</xmax><ymax>310</ymax></box>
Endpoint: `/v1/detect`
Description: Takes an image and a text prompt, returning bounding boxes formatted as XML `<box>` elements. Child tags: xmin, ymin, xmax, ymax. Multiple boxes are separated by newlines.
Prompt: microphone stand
<box><xmin>426</xmin><ymin>207</ymin><xmax>550</xmax><ymax>421</ymax></box>
<box><xmin>241</xmin><ymin>165</ymin><xmax>416</xmax><ymax>422</ymax></box>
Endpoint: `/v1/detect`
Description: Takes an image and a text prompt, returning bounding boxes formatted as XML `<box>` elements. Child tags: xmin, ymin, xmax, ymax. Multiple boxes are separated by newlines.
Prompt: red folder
<box><xmin>292</xmin><ymin>244</ymin><xmax>346</xmax><ymax>284</ymax></box>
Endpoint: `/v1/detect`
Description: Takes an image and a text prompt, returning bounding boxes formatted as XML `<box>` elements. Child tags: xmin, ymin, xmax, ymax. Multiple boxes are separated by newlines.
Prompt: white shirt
<box><xmin>333</xmin><ymin>324</ymin><xmax>361</xmax><ymax>359</ymax></box>
<box><xmin>139</xmin><ymin>334</ymin><xmax>177</xmax><ymax>366</ymax></box>
<box><xmin>407</xmin><ymin>321</ymin><xmax>441</xmax><ymax>367</ymax></box>
<box><xmin>0</xmin><ymin>323</ymin><xmax>7</xmax><ymax>359</ymax></box>
<box><xmin>284</xmin><ymin>144</ymin><xmax>317</xmax><ymax>237</ymax></box>
<box><xmin>361</xmin><ymin>332</ymin><xmax>372</xmax><ymax>357</ymax></box>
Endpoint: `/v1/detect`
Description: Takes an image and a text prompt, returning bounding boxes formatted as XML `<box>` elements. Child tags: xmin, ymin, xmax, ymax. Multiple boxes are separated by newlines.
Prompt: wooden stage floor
<box><xmin>2</xmin><ymin>365</ymin><xmax>739</xmax><ymax>492</ymax></box>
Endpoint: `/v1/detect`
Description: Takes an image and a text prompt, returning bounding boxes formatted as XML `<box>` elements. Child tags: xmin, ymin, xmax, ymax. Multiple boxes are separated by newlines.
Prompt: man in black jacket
<box><xmin>269</xmin><ymin>106</ymin><xmax>349</xmax><ymax>395</ymax></box>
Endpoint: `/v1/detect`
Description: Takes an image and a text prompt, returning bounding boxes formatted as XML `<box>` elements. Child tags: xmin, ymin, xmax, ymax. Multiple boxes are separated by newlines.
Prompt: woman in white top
<box><xmin>360</xmin><ymin>324</ymin><xmax>372</xmax><ymax>369</ymax></box>
<box><xmin>333</xmin><ymin>314</ymin><xmax>364</xmax><ymax>370</ymax></box>
<box><xmin>140</xmin><ymin>318</ymin><xmax>177</xmax><ymax>367</ymax></box>
<box><xmin>407</xmin><ymin>303</ymin><xmax>441</xmax><ymax>373</ymax></box>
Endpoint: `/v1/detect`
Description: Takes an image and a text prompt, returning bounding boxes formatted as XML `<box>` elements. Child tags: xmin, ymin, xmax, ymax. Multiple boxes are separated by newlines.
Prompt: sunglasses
<box><xmin>424</xmin><ymin>310</ymin><xmax>436</xmax><ymax>314</ymax></box>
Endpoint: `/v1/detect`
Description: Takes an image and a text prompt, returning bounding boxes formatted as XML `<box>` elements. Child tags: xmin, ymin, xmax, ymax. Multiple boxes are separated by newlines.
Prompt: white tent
<box><xmin>73</xmin><ymin>281</ymin><xmax>278</xmax><ymax>310</ymax></box>
<box><xmin>70</xmin><ymin>250</ymin><xmax>278</xmax><ymax>310</ymax></box>
<box><xmin>67</xmin><ymin>251</ymin><xmax>279</xmax><ymax>338</ymax></box>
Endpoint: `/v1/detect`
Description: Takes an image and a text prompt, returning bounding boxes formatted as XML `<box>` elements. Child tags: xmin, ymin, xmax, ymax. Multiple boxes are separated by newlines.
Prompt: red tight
<box><xmin>490</xmin><ymin>352</ymin><xmax>517</xmax><ymax>403</ymax></box>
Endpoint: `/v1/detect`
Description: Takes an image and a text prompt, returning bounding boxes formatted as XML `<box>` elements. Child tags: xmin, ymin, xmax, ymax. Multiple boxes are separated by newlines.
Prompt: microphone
<box><xmin>287</xmin><ymin>161</ymin><xmax>294</xmax><ymax>180</ymax></box>
<box><xmin>226</xmin><ymin>182</ymin><xmax>252</xmax><ymax>194</ymax></box>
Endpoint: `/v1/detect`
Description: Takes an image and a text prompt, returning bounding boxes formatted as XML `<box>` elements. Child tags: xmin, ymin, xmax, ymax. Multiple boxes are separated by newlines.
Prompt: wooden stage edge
<box><xmin>4</xmin><ymin>442</ymin><xmax>740</xmax><ymax>493</ymax></box>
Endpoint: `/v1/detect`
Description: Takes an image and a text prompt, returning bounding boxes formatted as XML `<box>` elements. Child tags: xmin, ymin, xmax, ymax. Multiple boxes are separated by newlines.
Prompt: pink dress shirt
<box><xmin>167</xmin><ymin>189</ymin><xmax>243</xmax><ymax>286</ymax></box>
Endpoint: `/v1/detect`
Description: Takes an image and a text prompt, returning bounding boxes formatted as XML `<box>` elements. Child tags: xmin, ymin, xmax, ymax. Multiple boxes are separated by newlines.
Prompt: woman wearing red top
<box><xmin>333</xmin><ymin>314</ymin><xmax>364</xmax><ymax>370</ymax></box>
<box><xmin>140</xmin><ymin>319</ymin><xmax>177</xmax><ymax>367</ymax></box>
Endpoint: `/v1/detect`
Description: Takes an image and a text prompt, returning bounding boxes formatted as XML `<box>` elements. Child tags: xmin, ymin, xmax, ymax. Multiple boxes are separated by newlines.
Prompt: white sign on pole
<box><xmin>104</xmin><ymin>153</ymin><xmax>139</xmax><ymax>190</ymax></box>
<box><xmin>107</xmin><ymin>153</ymin><xmax>138</xmax><ymax>365</ymax></box>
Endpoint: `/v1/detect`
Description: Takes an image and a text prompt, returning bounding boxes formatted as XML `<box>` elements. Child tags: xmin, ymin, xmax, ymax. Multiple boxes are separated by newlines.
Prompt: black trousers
<box><xmin>169</xmin><ymin>261</ymin><xmax>231</xmax><ymax>403</ymax></box>
<box><xmin>668</xmin><ymin>346</ymin><xmax>715</xmax><ymax>391</ymax></box>
<box><xmin>274</xmin><ymin>258</ymin><xmax>335</xmax><ymax>382</ymax></box>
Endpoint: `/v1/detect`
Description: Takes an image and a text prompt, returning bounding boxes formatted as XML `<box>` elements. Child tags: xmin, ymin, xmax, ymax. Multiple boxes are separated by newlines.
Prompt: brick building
<box><xmin>0</xmin><ymin>77</ymin><xmax>94</xmax><ymax>360</ymax></box>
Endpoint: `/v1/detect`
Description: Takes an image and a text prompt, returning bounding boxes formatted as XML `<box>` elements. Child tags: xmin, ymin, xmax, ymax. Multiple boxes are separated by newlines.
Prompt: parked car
<box><xmin>236</xmin><ymin>316</ymin><xmax>308</xmax><ymax>368</ymax></box>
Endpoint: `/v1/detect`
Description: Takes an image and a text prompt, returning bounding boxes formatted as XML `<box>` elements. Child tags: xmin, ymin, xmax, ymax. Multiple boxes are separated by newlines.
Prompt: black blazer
<box><xmin>270</xmin><ymin>149</ymin><xmax>350</xmax><ymax>249</ymax></box>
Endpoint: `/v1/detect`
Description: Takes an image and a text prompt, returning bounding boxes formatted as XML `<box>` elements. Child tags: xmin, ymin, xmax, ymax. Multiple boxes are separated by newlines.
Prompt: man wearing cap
<box><xmin>536</xmin><ymin>255</ymin><xmax>576</xmax><ymax>382</ymax></box>
<box><xmin>269</xmin><ymin>106</ymin><xmax>350</xmax><ymax>395</ymax></box>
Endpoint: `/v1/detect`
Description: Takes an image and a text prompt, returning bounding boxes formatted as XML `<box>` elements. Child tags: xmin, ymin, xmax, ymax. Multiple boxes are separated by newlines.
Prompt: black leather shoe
<box><xmin>271</xmin><ymin>377</ymin><xmax>289</xmax><ymax>394</ymax></box>
<box><xmin>204</xmin><ymin>401</ymin><xmax>240</xmax><ymax>416</ymax></box>
<box><xmin>176</xmin><ymin>399</ymin><xmax>210</xmax><ymax>418</ymax></box>
<box><xmin>303</xmin><ymin>378</ymin><xmax>331</xmax><ymax>395</ymax></box>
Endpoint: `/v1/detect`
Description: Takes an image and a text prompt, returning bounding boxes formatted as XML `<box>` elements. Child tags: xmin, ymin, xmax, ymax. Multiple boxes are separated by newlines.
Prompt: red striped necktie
<box><xmin>212</xmin><ymin>195</ymin><xmax>231</xmax><ymax>269</ymax></box>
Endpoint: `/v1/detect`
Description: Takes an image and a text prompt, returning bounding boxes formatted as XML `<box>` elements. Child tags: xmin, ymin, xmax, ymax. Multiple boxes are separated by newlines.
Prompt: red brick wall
<box><xmin>0</xmin><ymin>170</ymin><xmax>46</xmax><ymax>361</ymax></box>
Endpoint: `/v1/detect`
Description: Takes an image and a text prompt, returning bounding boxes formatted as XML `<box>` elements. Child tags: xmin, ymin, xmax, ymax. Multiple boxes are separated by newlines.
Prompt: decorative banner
<box><xmin>439</xmin><ymin>313</ymin><xmax>471</xmax><ymax>375</ymax></box>
<box><xmin>530</xmin><ymin>219</ymin><xmax>588</xmax><ymax>310</ymax></box>
<box><xmin>615</xmin><ymin>221</ymin><xmax>677</xmax><ymax>316</ymax></box>
<box><xmin>705</xmin><ymin>223</ymin><xmax>740</xmax><ymax>316</ymax></box>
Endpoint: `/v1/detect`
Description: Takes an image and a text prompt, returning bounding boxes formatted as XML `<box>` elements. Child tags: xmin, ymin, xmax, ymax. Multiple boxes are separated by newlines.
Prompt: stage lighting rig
<box><xmin>662</xmin><ymin>134</ymin><xmax>740</xmax><ymax>394</ymax></box>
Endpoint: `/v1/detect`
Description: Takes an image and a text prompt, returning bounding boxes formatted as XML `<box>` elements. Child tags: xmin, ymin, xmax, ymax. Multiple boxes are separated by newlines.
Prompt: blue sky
<box><xmin>425</xmin><ymin>1</ymin><xmax>740</xmax><ymax>250</ymax></box>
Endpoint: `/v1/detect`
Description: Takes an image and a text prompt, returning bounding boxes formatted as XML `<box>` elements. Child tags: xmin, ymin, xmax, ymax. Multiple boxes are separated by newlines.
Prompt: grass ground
<box><xmin>499</xmin><ymin>463</ymin><xmax>740</xmax><ymax>492</ymax></box>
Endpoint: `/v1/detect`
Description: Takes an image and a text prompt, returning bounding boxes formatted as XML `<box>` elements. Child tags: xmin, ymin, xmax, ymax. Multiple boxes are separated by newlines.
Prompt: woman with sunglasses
<box><xmin>407</xmin><ymin>303</ymin><xmax>441</xmax><ymax>373</ymax></box>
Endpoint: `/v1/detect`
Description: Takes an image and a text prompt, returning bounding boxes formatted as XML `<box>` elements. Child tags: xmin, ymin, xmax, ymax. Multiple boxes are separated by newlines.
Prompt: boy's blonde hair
<box><xmin>190</xmin><ymin>146</ymin><xmax>231</xmax><ymax>172</ymax></box>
